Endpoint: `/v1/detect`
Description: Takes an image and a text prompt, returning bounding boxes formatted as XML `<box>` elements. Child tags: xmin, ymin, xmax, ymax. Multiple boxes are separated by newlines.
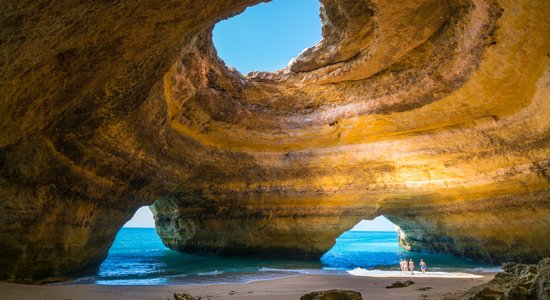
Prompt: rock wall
<box><xmin>0</xmin><ymin>0</ymin><xmax>549</xmax><ymax>282</ymax></box>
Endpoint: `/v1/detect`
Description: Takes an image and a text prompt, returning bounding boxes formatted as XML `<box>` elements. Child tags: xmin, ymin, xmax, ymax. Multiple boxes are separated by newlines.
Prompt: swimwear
<box><xmin>421</xmin><ymin>266</ymin><xmax>426</xmax><ymax>269</ymax></box>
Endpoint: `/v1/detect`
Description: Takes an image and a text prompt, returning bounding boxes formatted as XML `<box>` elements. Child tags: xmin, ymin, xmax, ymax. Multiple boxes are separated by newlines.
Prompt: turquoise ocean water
<box><xmin>88</xmin><ymin>228</ymin><xmax>496</xmax><ymax>285</ymax></box>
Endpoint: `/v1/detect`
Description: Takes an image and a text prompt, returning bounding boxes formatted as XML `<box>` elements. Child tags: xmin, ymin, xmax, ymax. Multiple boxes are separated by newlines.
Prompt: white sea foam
<box><xmin>464</xmin><ymin>267</ymin><xmax>502</xmax><ymax>273</ymax></box>
<box><xmin>259</xmin><ymin>267</ymin><xmax>313</xmax><ymax>274</ymax></box>
<box><xmin>259</xmin><ymin>267</ymin><xmax>345</xmax><ymax>275</ymax></box>
<box><xmin>196</xmin><ymin>270</ymin><xmax>224</xmax><ymax>276</ymax></box>
<box><xmin>347</xmin><ymin>268</ymin><xmax>484</xmax><ymax>278</ymax></box>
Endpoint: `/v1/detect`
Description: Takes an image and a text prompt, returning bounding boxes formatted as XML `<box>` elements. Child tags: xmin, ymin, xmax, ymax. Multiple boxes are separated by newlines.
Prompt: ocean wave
<box><xmin>464</xmin><ymin>267</ymin><xmax>502</xmax><ymax>273</ymax></box>
<box><xmin>259</xmin><ymin>267</ymin><xmax>302</xmax><ymax>273</ymax></box>
<box><xmin>347</xmin><ymin>268</ymin><xmax>484</xmax><ymax>278</ymax></box>
<box><xmin>259</xmin><ymin>267</ymin><xmax>345</xmax><ymax>275</ymax></box>
<box><xmin>195</xmin><ymin>270</ymin><xmax>224</xmax><ymax>276</ymax></box>
<box><xmin>95</xmin><ymin>277</ymin><xmax>170</xmax><ymax>285</ymax></box>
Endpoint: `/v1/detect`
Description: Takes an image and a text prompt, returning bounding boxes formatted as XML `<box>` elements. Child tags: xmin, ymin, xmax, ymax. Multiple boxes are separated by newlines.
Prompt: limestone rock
<box><xmin>461</xmin><ymin>258</ymin><xmax>550</xmax><ymax>300</ymax></box>
<box><xmin>1</xmin><ymin>0</ymin><xmax>549</xmax><ymax>282</ymax></box>
<box><xmin>505</xmin><ymin>283</ymin><xmax>529</xmax><ymax>300</ymax></box>
<box><xmin>386</xmin><ymin>280</ymin><xmax>415</xmax><ymax>289</ymax></box>
<box><xmin>173</xmin><ymin>293</ymin><xmax>197</xmax><ymax>300</ymax></box>
<box><xmin>300</xmin><ymin>289</ymin><xmax>363</xmax><ymax>300</ymax></box>
<box><xmin>462</xmin><ymin>286</ymin><xmax>504</xmax><ymax>300</ymax></box>
<box><xmin>535</xmin><ymin>258</ymin><xmax>550</xmax><ymax>300</ymax></box>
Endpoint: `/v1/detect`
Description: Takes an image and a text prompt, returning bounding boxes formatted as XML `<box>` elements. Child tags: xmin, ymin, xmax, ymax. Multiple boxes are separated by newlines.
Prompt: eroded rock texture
<box><xmin>0</xmin><ymin>0</ymin><xmax>549</xmax><ymax>282</ymax></box>
<box><xmin>460</xmin><ymin>258</ymin><xmax>550</xmax><ymax>299</ymax></box>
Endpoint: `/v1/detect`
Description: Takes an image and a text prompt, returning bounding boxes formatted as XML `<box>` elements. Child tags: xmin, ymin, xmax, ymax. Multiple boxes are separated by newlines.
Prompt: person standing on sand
<box><xmin>409</xmin><ymin>259</ymin><xmax>415</xmax><ymax>275</ymax></box>
<box><xmin>399</xmin><ymin>259</ymin><xmax>402</xmax><ymax>271</ymax></box>
<box><xmin>402</xmin><ymin>259</ymin><xmax>408</xmax><ymax>273</ymax></box>
<box><xmin>420</xmin><ymin>259</ymin><xmax>427</xmax><ymax>274</ymax></box>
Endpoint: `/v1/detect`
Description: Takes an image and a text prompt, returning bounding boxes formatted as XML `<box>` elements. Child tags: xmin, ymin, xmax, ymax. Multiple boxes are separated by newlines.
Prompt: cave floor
<box><xmin>0</xmin><ymin>273</ymin><xmax>494</xmax><ymax>300</ymax></box>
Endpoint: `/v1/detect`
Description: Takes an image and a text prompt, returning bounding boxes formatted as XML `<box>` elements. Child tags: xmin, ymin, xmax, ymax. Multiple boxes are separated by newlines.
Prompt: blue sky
<box><xmin>212</xmin><ymin>0</ymin><xmax>322</xmax><ymax>74</ymax></box>
<box><xmin>123</xmin><ymin>206</ymin><xmax>155</xmax><ymax>228</ymax></box>
<box><xmin>350</xmin><ymin>216</ymin><xmax>397</xmax><ymax>231</ymax></box>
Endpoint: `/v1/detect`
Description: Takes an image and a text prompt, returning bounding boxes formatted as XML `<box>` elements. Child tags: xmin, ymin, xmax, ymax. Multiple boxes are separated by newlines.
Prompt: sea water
<box><xmin>90</xmin><ymin>228</ymin><xmax>496</xmax><ymax>285</ymax></box>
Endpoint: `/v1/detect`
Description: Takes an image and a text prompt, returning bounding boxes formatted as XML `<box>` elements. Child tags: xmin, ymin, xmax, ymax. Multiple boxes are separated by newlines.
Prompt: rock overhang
<box><xmin>0</xmin><ymin>0</ymin><xmax>549</xmax><ymax>283</ymax></box>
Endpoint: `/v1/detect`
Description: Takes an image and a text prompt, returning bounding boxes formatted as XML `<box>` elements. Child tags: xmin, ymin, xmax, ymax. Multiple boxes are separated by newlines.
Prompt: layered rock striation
<box><xmin>0</xmin><ymin>0</ymin><xmax>549</xmax><ymax>282</ymax></box>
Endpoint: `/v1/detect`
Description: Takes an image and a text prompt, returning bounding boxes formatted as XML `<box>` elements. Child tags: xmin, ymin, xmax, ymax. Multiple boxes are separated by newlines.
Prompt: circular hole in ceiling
<box><xmin>213</xmin><ymin>0</ymin><xmax>322</xmax><ymax>75</ymax></box>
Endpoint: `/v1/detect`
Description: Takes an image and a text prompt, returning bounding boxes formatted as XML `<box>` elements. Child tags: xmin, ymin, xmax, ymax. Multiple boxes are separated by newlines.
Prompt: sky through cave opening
<box><xmin>123</xmin><ymin>206</ymin><xmax>155</xmax><ymax>228</ymax></box>
<box><xmin>213</xmin><ymin>0</ymin><xmax>322</xmax><ymax>74</ymax></box>
<box><xmin>321</xmin><ymin>216</ymin><xmax>403</xmax><ymax>270</ymax></box>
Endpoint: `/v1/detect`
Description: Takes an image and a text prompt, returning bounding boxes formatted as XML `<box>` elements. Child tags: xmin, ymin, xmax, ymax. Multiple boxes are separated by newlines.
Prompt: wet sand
<box><xmin>347</xmin><ymin>268</ymin><xmax>486</xmax><ymax>278</ymax></box>
<box><xmin>0</xmin><ymin>273</ymin><xmax>493</xmax><ymax>300</ymax></box>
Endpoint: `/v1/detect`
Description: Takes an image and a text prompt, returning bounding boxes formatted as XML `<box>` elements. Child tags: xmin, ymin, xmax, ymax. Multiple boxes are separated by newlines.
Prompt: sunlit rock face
<box><xmin>0</xmin><ymin>0</ymin><xmax>549</xmax><ymax>282</ymax></box>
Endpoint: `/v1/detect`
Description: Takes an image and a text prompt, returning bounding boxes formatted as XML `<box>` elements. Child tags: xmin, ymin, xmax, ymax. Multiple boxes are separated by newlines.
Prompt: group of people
<box><xmin>400</xmin><ymin>258</ymin><xmax>426</xmax><ymax>274</ymax></box>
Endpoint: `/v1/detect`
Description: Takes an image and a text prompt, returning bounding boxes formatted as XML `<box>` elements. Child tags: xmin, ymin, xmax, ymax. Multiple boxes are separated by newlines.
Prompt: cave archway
<box><xmin>321</xmin><ymin>216</ymin><xmax>499</xmax><ymax>271</ymax></box>
<box><xmin>321</xmin><ymin>216</ymin><xmax>401</xmax><ymax>270</ymax></box>
<box><xmin>97</xmin><ymin>206</ymin><xmax>327</xmax><ymax>285</ymax></box>
<box><xmin>97</xmin><ymin>206</ymin><xmax>169</xmax><ymax>284</ymax></box>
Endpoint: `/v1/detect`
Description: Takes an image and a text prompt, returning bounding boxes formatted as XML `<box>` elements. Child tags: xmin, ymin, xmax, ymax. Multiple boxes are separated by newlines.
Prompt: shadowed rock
<box><xmin>300</xmin><ymin>289</ymin><xmax>363</xmax><ymax>300</ymax></box>
<box><xmin>173</xmin><ymin>293</ymin><xmax>198</xmax><ymax>300</ymax></box>
<box><xmin>460</xmin><ymin>258</ymin><xmax>550</xmax><ymax>300</ymax></box>
<box><xmin>0</xmin><ymin>0</ymin><xmax>549</xmax><ymax>283</ymax></box>
<box><xmin>386</xmin><ymin>280</ymin><xmax>415</xmax><ymax>289</ymax></box>
<box><xmin>535</xmin><ymin>258</ymin><xmax>550</xmax><ymax>300</ymax></box>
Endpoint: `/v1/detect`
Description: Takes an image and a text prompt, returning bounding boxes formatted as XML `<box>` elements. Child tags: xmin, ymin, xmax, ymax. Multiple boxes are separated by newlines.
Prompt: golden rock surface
<box><xmin>0</xmin><ymin>0</ymin><xmax>549</xmax><ymax>282</ymax></box>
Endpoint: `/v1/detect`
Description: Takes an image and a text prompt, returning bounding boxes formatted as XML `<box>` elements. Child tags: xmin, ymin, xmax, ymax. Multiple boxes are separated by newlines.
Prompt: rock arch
<box><xmin>0</xmin><ymin>0</ymin><xmax>549</xmax><ymax>282</ymax></box>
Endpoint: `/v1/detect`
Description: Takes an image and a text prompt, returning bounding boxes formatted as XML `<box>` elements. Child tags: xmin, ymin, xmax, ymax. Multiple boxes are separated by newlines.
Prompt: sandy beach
<box><xmin>0</xmin><ymin>273</ymin><xmax>493</xmax><ymax>300</ymax></box>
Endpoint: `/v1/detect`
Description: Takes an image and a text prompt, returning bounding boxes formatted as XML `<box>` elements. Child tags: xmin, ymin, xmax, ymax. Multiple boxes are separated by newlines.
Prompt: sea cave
<box><xmin>0</xmin><ymin>0</ymin><xmax>549</xmax><ymax>289</ymax></box>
